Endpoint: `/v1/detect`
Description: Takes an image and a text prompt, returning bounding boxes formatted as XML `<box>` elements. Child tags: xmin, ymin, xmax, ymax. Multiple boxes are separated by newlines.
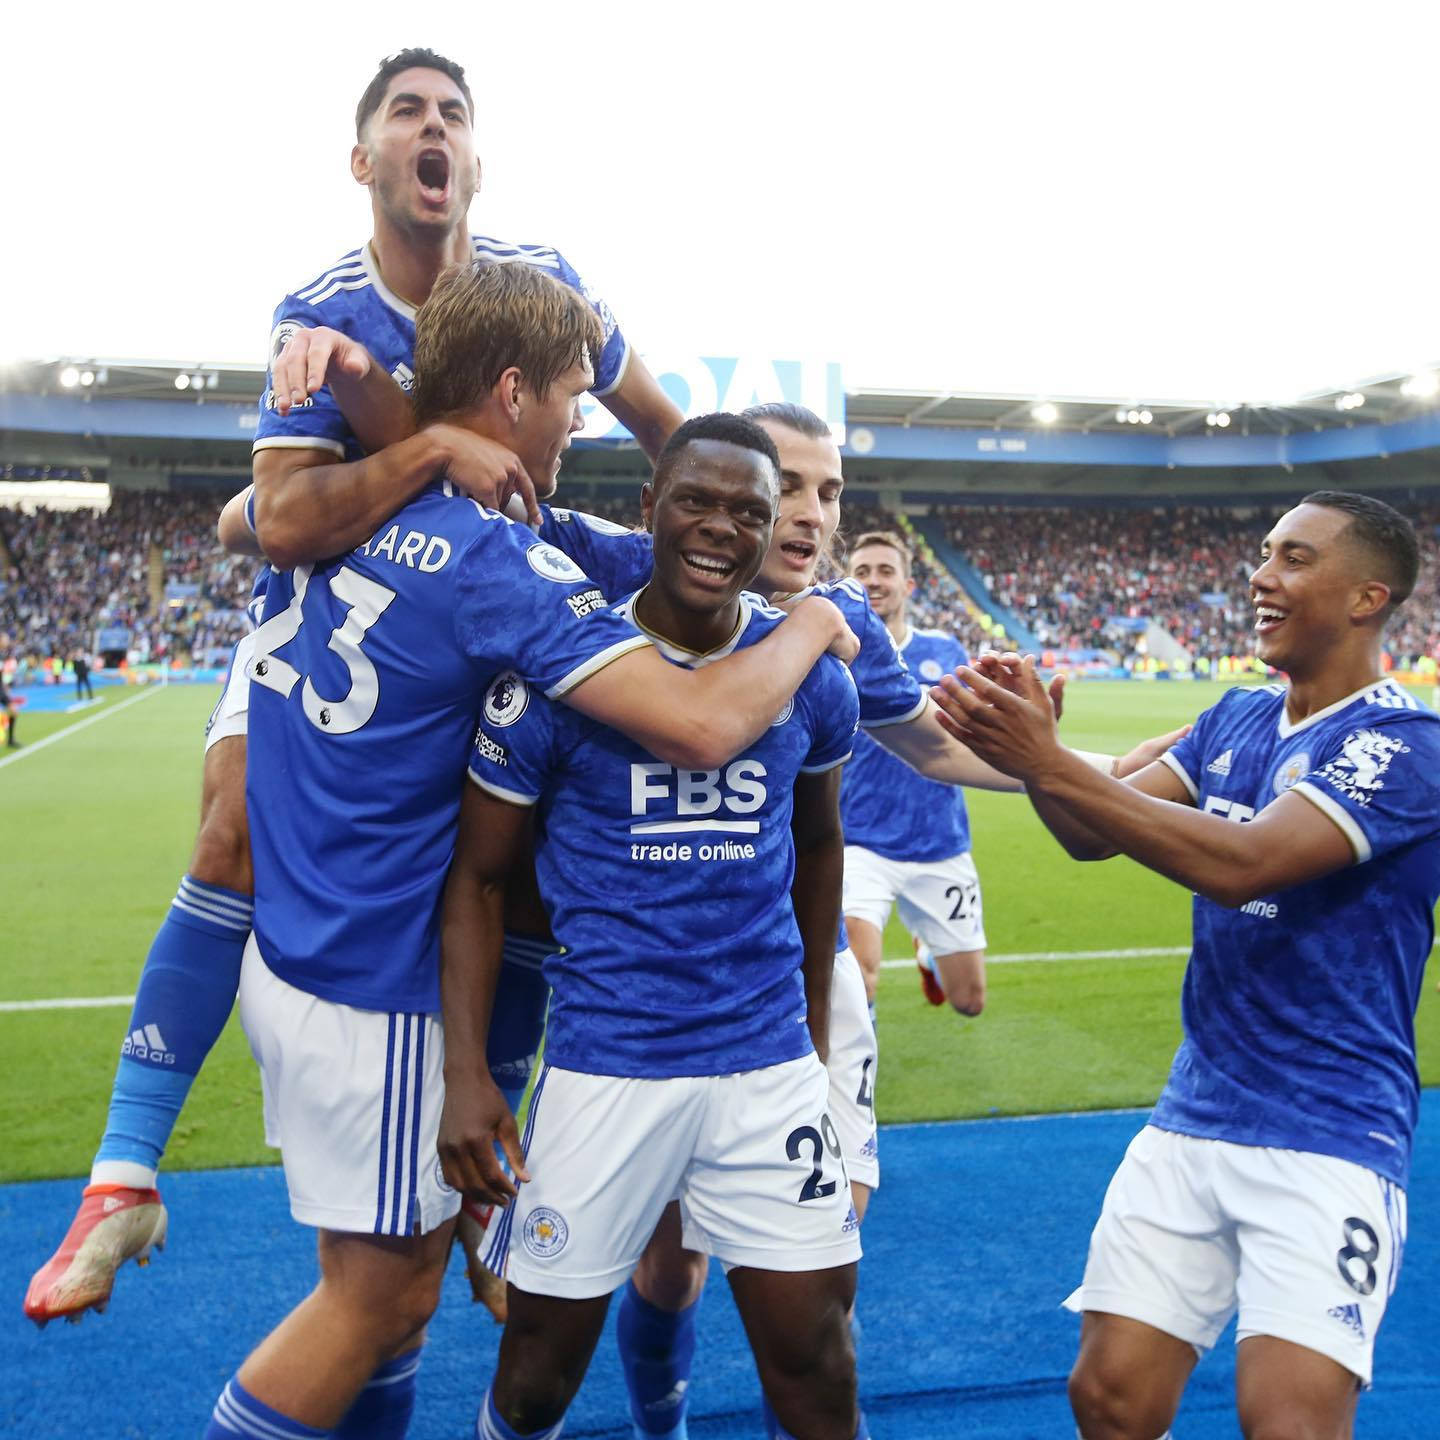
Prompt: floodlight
<box><xmin>1402</xmin><ymin>372</ymin><xmax>1439</xmax><ymax>398</ymax></box>
<box><xmin>1216</xmin><ymin>412</ymin><xmax>1231</xmax><ymax>427</ymax></box>
<box><xmin>1032</xmin><ymin>402</ymin><xmax>1059</xmax><ymax>424</ymax></box>
<box><xmin>1139</xmin><ymin>410</ymin><xmax>1153</xmax><ymax>425</ymax></box>
<box><xmin>59</xmin><ymin>365</ymin><xmax>80</xmax><ymax>388</ymax></box>
<box><xmin>1115</xmin><ymin>408</ymin><xmax>1128</xmax><ymax>423</ymax></box>
<box><xmin>79</xmin><ymin>370</ymin><xmax>95</xmax><ymax>387</ymax></box>
<box><xmin>1126</xmin><ymin>409</ymin><xmax>1139</xmax><ymax>424</ymax></box>
<box><xmin>175</xmin><ymin>374</ymin><xmax>191</xmax><ymax>390</ymax></box>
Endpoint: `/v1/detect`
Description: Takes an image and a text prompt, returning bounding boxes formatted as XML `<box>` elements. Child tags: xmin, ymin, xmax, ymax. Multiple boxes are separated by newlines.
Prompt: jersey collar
<box><xmin>1275</xmin><ymin>676</ymin><xmax>1393</xmax><ymax>738</ymax></box>
<box><xmin>620</xmin><ymin>588</ymin><xmax>754</xmax><ymax>669</ymax></box>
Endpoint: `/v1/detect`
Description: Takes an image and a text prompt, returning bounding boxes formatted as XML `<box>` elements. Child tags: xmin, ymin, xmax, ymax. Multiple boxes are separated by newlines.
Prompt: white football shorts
<box><xmin>843</xmin><ymin>846</ymin><xmax>986</xmax><ymax>955</ymax></box>
<box><xmin>486</xmin><ymin>1053</ymin><xmax>861</xmax><ymax>1300</ymax></box>
<box><xmin>1064</xmin><ymin>1124</ymin><xmax>1407</xmax><ymax>1384</ymax></box>
<box><xmin>238</xmin><ymin>935</ymin><xmax>461</xmax><ymax>1238</ymax></box>
<box><xmin>204</xmin><ymin>632</ymin><xmax>254</xmax><ymax>752</ymax></box>
<box><xmin>827</xmin><ymin>946</ymin><xmax>878</xmax><ymax>1189</ymax></box>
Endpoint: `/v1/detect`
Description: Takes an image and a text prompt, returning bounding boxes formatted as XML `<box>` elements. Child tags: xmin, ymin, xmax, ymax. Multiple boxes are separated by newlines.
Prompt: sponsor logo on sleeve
<box><xmin>1316</xmin><ymin>729</ymin><xmax>1408</xmax><ymax>806</ymax></box>
<box><xmin>526</xmin><ymin>543</ymin><xmax>587</xmax><ymax>583</ymax></box>
<box><xmin>483</xmin><ymin>672</ymin><xmax>529</xmax><ymax>728</ymax></box>
<box><xmin>566</xmin><ymin>587</ymin><xmax>607</xmax><ymax>619</ymax></box>
<box><xmin>475</xmin><ymin>733</ymin><xmax>508</xmax><ymax>767</ymax></box>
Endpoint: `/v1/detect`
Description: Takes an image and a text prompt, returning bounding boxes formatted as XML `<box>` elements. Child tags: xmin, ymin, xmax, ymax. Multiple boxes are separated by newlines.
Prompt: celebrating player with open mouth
<box><xmin>441</xmin><ymin>412</ymin><xmax>866</xmax><ymax>1440</ymax></box>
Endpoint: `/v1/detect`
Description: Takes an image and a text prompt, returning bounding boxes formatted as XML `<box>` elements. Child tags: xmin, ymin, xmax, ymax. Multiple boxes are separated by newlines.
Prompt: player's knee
<box><xmin>944</xmin><ymin>970</ymin><xmax>985</xmax><ymax>1015</ymax></box>
<box><xmin>190</xmin><ymin>775</ymin><xmax>252</xmax><ymax>890</ymax></box>
<box><xmin>1068</xmin><ymin>1358</ymin><xmax>1170</xmax><ymax>1440</ymax></box>
<box><xmin>494</xmin><ymin>1335</ymin><xmax>585</xmax><ymax>1432</ymax></box>
<box><xmin>633</xmin><ymin>1244</ymin><xmax>707</xmax><ymax>1311</ymax></box>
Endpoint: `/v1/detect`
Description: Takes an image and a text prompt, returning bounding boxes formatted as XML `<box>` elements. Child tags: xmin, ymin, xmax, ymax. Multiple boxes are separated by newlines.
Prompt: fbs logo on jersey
<box><xmin>1273</xmin><ymin>751</ymin><xmax>1310</xmax><ymax>795</ymax></box>
<box><xmin>526</xmin><ymin>543</ymin><xmax>587</xmax><ymax>584</ymax></box>
<box><xmin>521</xmin><ymin>1206</ymin><xmax>569</xmax><ymax>1258</ymax></box>
<box><xmin>484</xmin><ymin>672</ymin><xmax>529</xmax><ymax>728</ymax></box>
<box><xmin>1317</xmin><ymin>729</ymin><xmax>1408</xmax><ymax>807</ymax></box>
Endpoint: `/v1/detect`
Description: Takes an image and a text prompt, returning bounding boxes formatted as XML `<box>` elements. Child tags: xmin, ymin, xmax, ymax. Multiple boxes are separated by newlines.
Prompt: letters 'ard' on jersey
<box><xmin>1151</xmin><ymin>678</ymin><xmax>1440</xmax><ymax>1186</ymax></box>
<box><xmin>244</xmin><ymin>488</ymin><xmax>649</xmax><ymax>1015</ymax></box>
<box><xmin>252</xmin><ymin>238</ymin><xmax>629</xmax><ymax>462</ymax></box>
<box><xmin>842</xmin><ymin>627</ymin><xmax>972</xmax><ymax>861</ymax></box>
<box><xmin>467</xmin><ymin>592</ymin><xmax>860</xmax><ymax>1081</ymax></box>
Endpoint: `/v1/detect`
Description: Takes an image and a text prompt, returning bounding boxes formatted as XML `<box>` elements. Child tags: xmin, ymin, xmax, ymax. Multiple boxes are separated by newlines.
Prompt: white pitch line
<box><xmin>0</xmin><ymin>995</ymin><xmax>135</xmax><ymax>1013</ymax></box>
<box><xmin>64</xmin><ymin>697</ymin><xmax>105</xmax><ymax>714</ymax></box>
<box><xmin>0</xmin><ymin>684</ymin><xmax>166</xmax><ymax>771</ymax></box>
<box><xmin>880</xmin><ymin>945</ymin><xmax>1189</xmax><ymax>968</ymax></box>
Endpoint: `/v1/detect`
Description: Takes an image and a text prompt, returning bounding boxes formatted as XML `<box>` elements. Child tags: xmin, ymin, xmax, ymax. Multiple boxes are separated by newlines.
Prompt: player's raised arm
<box><xmin>562</xmin><ymin>593</ymin><xmax>858</xmax><ymax>771</ymax></box>
<box><xmin>437</xmin><ymin>783</ymin><xmax>533</xmax><ymax>1206</ymax></box>
<box><xmin>930</xmin><ymin>658</ymin><xmax>1356</xmax><ymax>905</ymax></box>
<box><xmin>596</xmin><ymin>352</ymin><xmax>685</xmax><ymax>463</ymax></box>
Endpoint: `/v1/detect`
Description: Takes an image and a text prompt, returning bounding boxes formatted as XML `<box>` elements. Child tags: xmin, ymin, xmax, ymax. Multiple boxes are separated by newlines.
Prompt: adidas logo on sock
<box><xmin>120</xmin><ymin>1023</ymin><xmax>177</xmax><ymax>1066</ymax></box>
<box><xmin>1327</xmin><ymin>1302</ymin><xmax>1365</xmax><ymax>1340</ymax></box>
<box><xmin>1207</xmin><ymin>749</ymin><xmax>1233</xmax><ymax>776</ymax></box>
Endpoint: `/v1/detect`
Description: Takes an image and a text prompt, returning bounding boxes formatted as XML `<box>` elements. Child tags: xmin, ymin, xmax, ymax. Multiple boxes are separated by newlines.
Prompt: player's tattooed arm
<box><xmin>790</xmin><ymin>768</ymin><xmax>846</xmax><ymax>1063</ymax></box>
<box><xmin>931</xmin><ymin>657</ymin><xmax>1354</xmax><ymax>904</ymax></box>
<box><xmin>437</xmin><ymin>784</ymin><xmax>533</xmax><ymax>1206</ymax></box>
<box><xmin>596</xmin><ymin>353</ymin><xmax>685</xmax><ymax>463</ymax></box>
<box><xmin>565</xmin><ymin>597</ymin><xmax>861</xmax><ymax>771</ymax></box>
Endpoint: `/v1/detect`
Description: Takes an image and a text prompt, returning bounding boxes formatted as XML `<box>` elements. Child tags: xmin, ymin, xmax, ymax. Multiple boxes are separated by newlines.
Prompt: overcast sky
<box><xmin>3</xmin><ymin>0</ymin><xmax>1437</xmax><ymax>406</ymax></box>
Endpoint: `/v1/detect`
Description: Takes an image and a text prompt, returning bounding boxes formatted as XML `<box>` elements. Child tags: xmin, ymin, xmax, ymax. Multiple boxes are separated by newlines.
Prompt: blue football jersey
<box><xmin>245</xmin><ymin>486</ymin><xmax>649</xmax><ymax>1014</ymax></box>
<box><xmin>535</xmin><ymin>506</ymin><xmax>653</xmax><ymax>598</ymax></box>
<box><xmin>804</xmin><ymin>579</ymin><xmax>926</xmax><ymax>729</ymax></box>
<box><xmin>1151</xmin><ymin>678</ymin><xmax>1440</xmax><ymax>1185</ymax></box>
<box><xmin>252</xmin><ymin>237</ymin><xmax>629</xmax><ymax>461</ymax></box>
<box><xmin>842</xmin><ymin>627</ymin><xmax>971</xmax><ymax>861</ymax></box>
<box><xmin>467</xmin><ymin>592</ymin><xmax>860</xmax><ymax>1079</ymax></box>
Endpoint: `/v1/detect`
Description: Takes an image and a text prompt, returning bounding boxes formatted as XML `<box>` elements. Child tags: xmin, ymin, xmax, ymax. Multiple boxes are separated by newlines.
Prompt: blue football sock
<box><xmin>477</xmin><ymin>1384</ymin><xmax>564</xmax><ymax>1440</ymax></box>
<box><xmin>333</xmin><ymin>1347</ymin><xmax>423</xmax><ymax>1439</ymax></box>
<box><xmin>616</xmin><ymin>1278</ymin><xmax>698</xmax><ymax>1439</ymax></box>
<box><xmin>205</xmin><ymin>1377</ymin><xmax>330</xmax><ymax>1439</ymax></box>
<box><xmin>490</xmin><ymin>933</ymin><xmax>554</xmax><ymax>1113</ymax></box>
<box><xmin>92</xmin><ymin>876</ymin><xmax>251</xmax><ymax>1186</ymax></box>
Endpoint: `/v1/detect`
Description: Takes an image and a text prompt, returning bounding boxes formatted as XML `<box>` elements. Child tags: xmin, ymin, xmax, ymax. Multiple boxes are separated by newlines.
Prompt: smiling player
<box><xmin>928</xmin><ymin>491</ymin><xmax>1439</xmax><ymax>1440</ymax></box>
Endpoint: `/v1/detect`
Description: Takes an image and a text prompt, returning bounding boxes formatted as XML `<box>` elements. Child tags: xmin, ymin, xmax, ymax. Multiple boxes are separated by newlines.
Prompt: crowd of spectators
<box><xmin>4</xmin><ymin>487</ymin><xmax>1440</xmax><ymax>678</ymax></box>
<box><xmin>0</xmin><ymin>489</ymin><xmax>251</xmax><ymax>669</ymax></box>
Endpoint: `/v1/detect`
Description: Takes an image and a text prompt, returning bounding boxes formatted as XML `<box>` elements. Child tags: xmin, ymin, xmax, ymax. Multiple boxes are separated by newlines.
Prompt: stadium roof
<box><xmin>5</xmin><ymin>357</ymin><xmax>1440</xmax><ymax>437</ymax></box>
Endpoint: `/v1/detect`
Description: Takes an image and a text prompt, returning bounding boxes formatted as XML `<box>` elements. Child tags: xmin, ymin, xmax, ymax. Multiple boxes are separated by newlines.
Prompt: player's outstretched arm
<box><xmin>870</xmin><ymin>697</ymin><xmax>1028</xmax><ymax>790</ymax></box>
<box><xmin>597</xmin><ymin>354</ymin><xmax>685</xmax><ymax>462</ymax></box>
<box><xmin>564</xmin><ymin>596</ymin><xmax>860</xmax><ymax>771</ymax></box>
<box><xmin>789</xmin><ymin>769</ymin><xmax>847</xmax><ymax>1063</ymax></box>
<box><xmin>930</xmin><ymin>658</ymin><xmax>1355</xmax><ymax>904</ymax></box>
<box><xmin>437</xmin><ymin>783</ymin><xmax>533</xmax><ymax>1207</ymax></box>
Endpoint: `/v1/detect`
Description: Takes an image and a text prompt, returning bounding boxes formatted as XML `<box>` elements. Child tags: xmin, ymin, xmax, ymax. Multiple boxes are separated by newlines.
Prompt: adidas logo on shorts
<box><xmin>1327</xmin><ymin>1302</ymin><xmax>1365</xmax><ymax>1340</ymax></box>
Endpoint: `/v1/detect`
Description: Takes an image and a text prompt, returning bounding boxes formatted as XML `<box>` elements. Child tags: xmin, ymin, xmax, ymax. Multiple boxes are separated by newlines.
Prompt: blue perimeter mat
<box><xmin>4</xmin><ymin>1098</ymin><xmax>1437</xmax><ymax>1438</ymax></box>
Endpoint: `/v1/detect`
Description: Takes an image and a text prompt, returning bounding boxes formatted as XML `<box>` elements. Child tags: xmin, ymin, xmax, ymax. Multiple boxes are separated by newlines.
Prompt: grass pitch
<box><xmin>2</xmin><ymin>679</ymin><xmax>1437</xmax><ymax>1183</ymax></box>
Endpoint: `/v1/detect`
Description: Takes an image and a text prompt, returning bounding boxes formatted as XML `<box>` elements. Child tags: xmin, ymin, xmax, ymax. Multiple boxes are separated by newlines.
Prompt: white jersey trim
<box><xmin>468</xmin><ymin>768</ymin><xmax>540</xmax><ymax>808</ymax></box>
<box><xmin>860</xmin><ymin>692</ymin><xmax>929</xmax><ymax>730</ymax></box>
<box><xmin>1159</xmin><ymin>748</ymin><xmax>1200</xmax><ymax>801</ymax></box>
<box><xmin>1275</xmin><ymin>678</ymin><xmax>1394</xmax><ymax>739</ymax></box>
<box><xmin>544</xmin><ymin>634</ymin><xmax>652</xmax><ymax>699</ymax></box>
<box><xmin>360</xmin><ymin>241</ymin><xmax>415</xmax><ymax>321</ymax></box>
<box><xmin>800</xmin><ymin>749</ymin><xmax>853</xmax><ymax>774</ymax></box>
<box><xmin>1290</xmin><ymin>780</ymin><xmax>1371</xmax><ymax>863</ymax></box>
<box><xmin>590</xmin><ymin>336</ymin><xmax>632</xmax><ymax>399</ymax></box>
<box><xmin>251</xmin><ymin>435</ymin><xmax>347</xmax><ymax>458</ymax></box>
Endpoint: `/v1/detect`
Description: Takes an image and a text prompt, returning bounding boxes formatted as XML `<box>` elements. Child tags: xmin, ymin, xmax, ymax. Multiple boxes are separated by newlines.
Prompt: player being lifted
<box><xmin>199</xmin><ymin>264</ymin><xmax>855</xmax><ymax>1440</ymax></box>
<box><xmin>25</xmin><ymin>44</ymin><xmax>683</xmax><ymax>1326</ymax></box>
<box><xmin>440</xmin><ymin>412</ymin><xmax>867</xmax><ymax>1440</ymax></box>
<box><xmin>842</xmin><ymin>531</ymin><xmax>987</xmax><ymax>1014</ymax></box>
<box><xmin>929</xmin><ymin>492</ymin><xmax>1438</xmax><ymax>1440</ymax></box>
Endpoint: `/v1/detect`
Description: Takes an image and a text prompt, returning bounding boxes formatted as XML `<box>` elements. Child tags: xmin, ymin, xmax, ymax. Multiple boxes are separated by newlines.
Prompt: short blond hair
<box><xmin>412</xmin><ymin>261</ymin><xmax>603</xmax><ymax>425</ymax></box>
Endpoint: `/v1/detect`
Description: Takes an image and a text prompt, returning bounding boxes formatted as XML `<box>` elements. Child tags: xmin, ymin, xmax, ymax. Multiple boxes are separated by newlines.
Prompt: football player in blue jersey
<box><xmin>929</xmin><ymin>491</ymin><xmax>1439</xmax><ymax>1439</ymax></box>
<box><xmin>842</xmin><ymin>531</ymin><xmax>987</xmax><ymax>1015</ymax></box>
<box><xmin>440</xmin><ymin>412</ymin><xmax>868</xmax><ymax>1440</ymax></box>
<box><xmin>195</xmin><ymin>265</ymin><xmax>855</xmax><ymax>1440</ymax></box>
<box><xmin>25</xmin><ymin>44</ymin><xmax>686</xmax><ymax>1329</ymax></box>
